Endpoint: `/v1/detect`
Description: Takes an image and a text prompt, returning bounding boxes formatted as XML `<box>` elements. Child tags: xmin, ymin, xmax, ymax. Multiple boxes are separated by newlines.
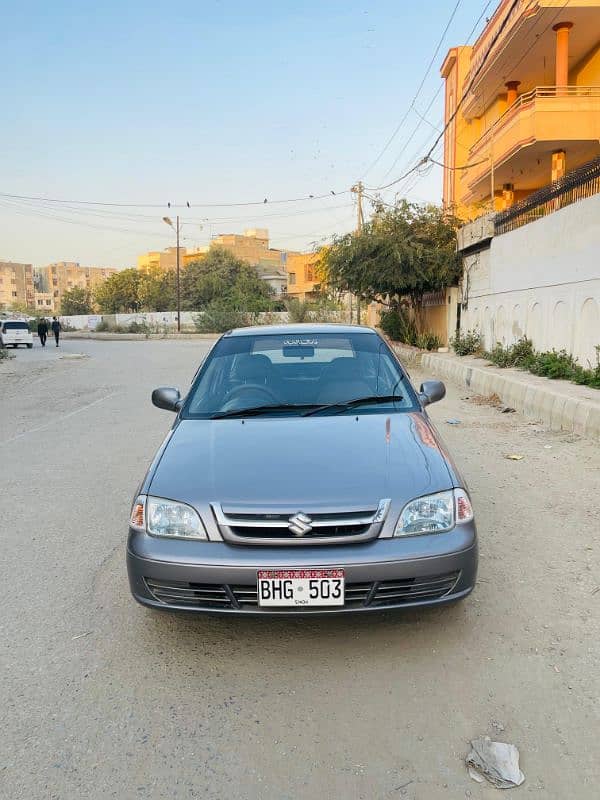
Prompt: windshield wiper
<box><xmin>210</xmin><ymin>403</ymin><xmax>321</xmax><ymax>419</ymax></box>
<box><xmin>302</xmin><ymin>394</ymin><xmax>404</xmax><ymax>416</ymax></box>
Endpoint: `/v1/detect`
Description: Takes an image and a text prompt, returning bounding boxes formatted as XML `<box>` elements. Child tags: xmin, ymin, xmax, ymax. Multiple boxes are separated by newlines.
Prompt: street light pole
<box><xmin>176</xmin><ymin>214</ymin><xmax>181</xmax><ymax>333</ymax></box>
<box><xmin>163</xmin><ymin>214</ymin><xmax>182</xmax><ymax>333</ymax></box>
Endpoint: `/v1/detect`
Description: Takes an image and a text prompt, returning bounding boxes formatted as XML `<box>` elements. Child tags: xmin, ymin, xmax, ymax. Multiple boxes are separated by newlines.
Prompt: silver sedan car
<box><xmin>127</xmin><ymin>325</ymin><xmax>477</xmax><ymax>614</ymax></box>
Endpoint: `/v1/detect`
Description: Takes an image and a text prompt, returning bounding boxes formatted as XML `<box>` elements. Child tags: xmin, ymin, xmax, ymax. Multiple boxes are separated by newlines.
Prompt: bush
<box><xmin>484</xmin><ymin>340</ymin><xmax>600</xmax><ymax>389</ymax></box>
<box><xmin>484</xmin><ymin>336</ymin><xmax>534</xmax><ymax>368</ymax></box>
<box><xmin>126</xmin><ymin>320</ymin><xmax>149</xmax><ymax>334</ymax></box>
<box><xmin>416</xmin><ymin>332</ymin><xmax>442</xmax><ymax>351</ymax></box>
<box><xmin>286</xmin><ymin>296</ymin><xmax>342</xmax><ymax>324</ymax></box>
<box><xmin>286</xmin><ymin>299</ymin><xmax>310</xmax><ymax>323</ymax></box>
<box><xmin>450</xmin><ymin>328</ymin><xmax>482</xmax><ymax>356</ymax></box>
<box><xmin>379</xmin><ymin>308</ymin><xmax>418</xmax><ymax>345</ymax></box>
<box><xmin>194</xmin><ymin>304</ymin><xmax>249</xmax><ymax>333</ymax></box>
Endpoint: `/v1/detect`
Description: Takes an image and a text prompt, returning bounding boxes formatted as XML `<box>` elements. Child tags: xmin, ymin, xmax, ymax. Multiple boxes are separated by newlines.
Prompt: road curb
<box><xmin>62</xmin><ymin>332</ymin><xmax>219</xmax><ymax>341</ymax></box>
<box><xmin>391</xmin><ymin>342</ymin><xmax>600</xmax><ymax>441</ymax></box>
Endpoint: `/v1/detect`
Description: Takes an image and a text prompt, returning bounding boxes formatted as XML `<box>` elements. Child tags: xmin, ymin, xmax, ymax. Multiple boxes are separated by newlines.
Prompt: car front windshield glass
<box><xmin>183</xmin><ymin>332</ymin><xmax>417</xmax><ymax>418</ymax></box>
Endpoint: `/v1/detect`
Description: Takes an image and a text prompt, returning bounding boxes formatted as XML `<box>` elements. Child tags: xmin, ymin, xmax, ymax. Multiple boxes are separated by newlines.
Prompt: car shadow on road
<box><xmin>137</xmin><ymin>599</ymin><xmax>472</xmax><ymax>652</ymax></box>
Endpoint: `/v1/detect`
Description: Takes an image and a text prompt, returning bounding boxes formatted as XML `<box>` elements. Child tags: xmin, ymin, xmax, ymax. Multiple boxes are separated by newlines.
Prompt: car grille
<box><xmin>212</xmin><ymin>501</ymin><xmax>390</xmax><ymax>546</ymax></box>
<box><xmin>144</xmin><ymin>572</ymin><xmax>460</xmax><ymax>611</ymax></box>
<box><xmin>229</xmin><ymin>523</ymin><xmax>371</xmax><ymax>539</ymax></box>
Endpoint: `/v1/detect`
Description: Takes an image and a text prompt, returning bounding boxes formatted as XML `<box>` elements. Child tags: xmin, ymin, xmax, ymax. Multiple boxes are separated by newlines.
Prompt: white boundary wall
<box><xmin>461</xmin><ymin>192</ymin><xmax>600</xmax><ymax>368</ymax></box>
<box><xmin>60</xmin><ymin>310</ymin><xmax>290</xmax><ymax>331</ymax></box>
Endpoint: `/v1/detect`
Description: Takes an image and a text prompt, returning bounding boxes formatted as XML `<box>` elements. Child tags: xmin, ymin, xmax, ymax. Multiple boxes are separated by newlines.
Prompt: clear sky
<box><xmin>1</xmin><ymin>0</ymin><xmax>491</xmax><ymax>267</ymax></box>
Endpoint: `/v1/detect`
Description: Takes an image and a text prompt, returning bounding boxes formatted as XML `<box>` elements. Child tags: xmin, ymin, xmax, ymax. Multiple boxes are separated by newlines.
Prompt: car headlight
<box><xmin>130</xmin><ymin>495</ymin><xmax>208</xmax><ymax>540</ymax></box>
<box><xmin>394</xmin><ymin>489</ymin><xmax>473</xmax><ymax>536</ymax></box>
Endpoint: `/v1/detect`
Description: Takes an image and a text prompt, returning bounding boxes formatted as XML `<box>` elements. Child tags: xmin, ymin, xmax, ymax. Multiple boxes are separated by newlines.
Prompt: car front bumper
<box><xmin>127</xmin><ymin>522</ymin><xmax>478</xmax><ymax>615</ymax></box>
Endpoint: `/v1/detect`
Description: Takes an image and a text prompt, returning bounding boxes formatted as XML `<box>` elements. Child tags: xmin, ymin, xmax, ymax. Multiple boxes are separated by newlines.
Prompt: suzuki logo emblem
<box><xmin>288</xmin><ymin>512</ymin><xmax>313</xmax><ymax>536</ymax></box>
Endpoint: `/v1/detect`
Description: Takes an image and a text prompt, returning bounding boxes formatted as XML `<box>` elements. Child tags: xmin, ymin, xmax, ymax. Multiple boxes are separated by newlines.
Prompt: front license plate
<box><xmin>257</xmin><ymin>569</ymin><xmax>345</xmax><ymax>607</ymax></box>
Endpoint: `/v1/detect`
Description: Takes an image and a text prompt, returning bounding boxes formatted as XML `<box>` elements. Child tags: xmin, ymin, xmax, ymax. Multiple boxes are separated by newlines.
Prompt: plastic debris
<box><xmin>466</xmin><ymin>737</ymin><xmax>525</xmax><ymax>789</ymax></box>
<box><xmin>446</xmin><ymin>418</ymin><xmax>461</xmax><ymax>425</ymax></box>
<box><xmin>505</xmin><ymin>454</ymin><xmax>524</xmax><ymax>460</ymax></box>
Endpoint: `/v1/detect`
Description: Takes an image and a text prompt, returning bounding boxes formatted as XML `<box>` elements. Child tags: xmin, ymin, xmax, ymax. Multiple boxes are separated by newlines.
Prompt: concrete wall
<box><xmin>60</xmin><ymin>311</ymin><xmax>291</xmax><ymax>331</ymax></box>
<box><xmin>461</xmin><ymin>192</ymin><xmax>600</xmax><ymax>367</ymax></box>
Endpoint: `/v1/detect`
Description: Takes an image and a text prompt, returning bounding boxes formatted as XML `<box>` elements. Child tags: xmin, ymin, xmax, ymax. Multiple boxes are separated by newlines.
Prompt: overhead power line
<box><xmin>368</xmin><ymin>0</ymin><xmax>521</xmax><ymax>194</ymax></box>
<box><xmin>363</xmin><ymin>0</ymin><xmax>495</xmax><ymax>193</ymax></box>
<box><xmin>361</xmin><ymin>0</ymin><xmax>465</xmax><ymax>180</ymax></box>
<box><xmin>428</xmin><ymin>156</ymin><xmax>489</xmax><ymax>171</ymax></box>
<box><xmin>0</xmin><ymin>189</ymin><xmax>350</xmax><ymax>210</ymax></box>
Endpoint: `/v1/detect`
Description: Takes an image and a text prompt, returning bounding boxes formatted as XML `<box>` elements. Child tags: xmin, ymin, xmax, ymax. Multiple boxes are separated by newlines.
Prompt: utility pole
<box><xmin>351</xmin><ymin>181</ymin><xmax>364</xmax><ymax>324</ymax></box>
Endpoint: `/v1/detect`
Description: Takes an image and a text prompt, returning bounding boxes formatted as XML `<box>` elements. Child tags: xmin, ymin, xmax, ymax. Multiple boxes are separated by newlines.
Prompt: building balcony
<box><xmin>460</xmin><ymin>86</ymin><xmax>600</xmax><ymax>203</ymax></box>
<box><xmin>461</xmin><ymin>2</ymin><xmax>600</xmax><ymax>119</ymax></box>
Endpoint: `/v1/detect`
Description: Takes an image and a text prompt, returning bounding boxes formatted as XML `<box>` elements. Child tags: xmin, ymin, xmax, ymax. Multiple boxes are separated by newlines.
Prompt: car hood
<box><xmin>149</xmin><ymin>412</ymin><xmax>455</xmax><ymax>510</ymax></box>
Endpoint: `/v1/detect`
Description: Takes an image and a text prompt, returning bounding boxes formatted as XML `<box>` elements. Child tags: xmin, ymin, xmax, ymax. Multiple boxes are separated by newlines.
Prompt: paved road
<box><xmin>2</xmin><ymin>339</ymin><xmax>599</xmax><ymax>799</ymax></box>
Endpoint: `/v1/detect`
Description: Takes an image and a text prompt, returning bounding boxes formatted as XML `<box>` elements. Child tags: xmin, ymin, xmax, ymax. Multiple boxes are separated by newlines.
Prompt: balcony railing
<box><xmin>494</xmin><ymin>154</ymin><xmax>600</xmax><ymax>235</ymax></box>
<box><xmin>468</xmin><ymin>86</ymin><xmax>600</xmax><ymax>159</ymax></box>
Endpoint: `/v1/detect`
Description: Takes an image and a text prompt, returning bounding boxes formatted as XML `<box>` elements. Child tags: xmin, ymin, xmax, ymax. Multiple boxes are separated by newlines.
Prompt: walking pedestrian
<box><xmin>51</xmin><ymin>316</ymin><xmax>61</xmax><ymax>347</ymax></box>
<box><xmin>37</xmin><ymin>317</ymin><xmax>49</xmax><ymax>347</ymax></box>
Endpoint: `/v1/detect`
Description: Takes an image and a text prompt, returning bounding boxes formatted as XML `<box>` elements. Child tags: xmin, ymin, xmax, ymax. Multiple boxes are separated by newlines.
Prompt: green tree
<box><xmin>139</xmin><ymin>267</ymin><xmax>176</xmax><ymax>311</ymax></box>
<box><xmin>180</xmin><ymin>247</ymin><xmax>273</xmax><ymax>311</ymax></box>
<box><xmin>319</xmin><ymin>200</ymin><xmax>461</xmax><ymax>325</ymax></box>
<box><xmin>94</xmin><ymin>269</ymin><xmax>142</xmax><ymax>313</ymax></box>
<box><xmin>60</xmin><ymin>286</ymin><xmax>93</xmax><ymax>315</ymax></box>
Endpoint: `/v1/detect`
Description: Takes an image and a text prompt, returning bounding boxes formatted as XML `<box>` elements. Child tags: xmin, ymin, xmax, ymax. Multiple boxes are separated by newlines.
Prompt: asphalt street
<box><xmin>1</xmin><ymin>338</ymin><xmax>599</xmax><ymax>799</ymax></box>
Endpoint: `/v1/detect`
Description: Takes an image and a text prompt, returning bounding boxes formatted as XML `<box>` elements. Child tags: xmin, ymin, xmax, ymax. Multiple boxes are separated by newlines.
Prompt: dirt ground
<box><xmin>1</xmin><ymin>339</ymin><xmax>599</xmax><ymax>799</ymax></box>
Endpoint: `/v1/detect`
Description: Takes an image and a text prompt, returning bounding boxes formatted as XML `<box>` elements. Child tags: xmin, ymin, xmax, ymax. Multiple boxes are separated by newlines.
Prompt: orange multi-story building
<box><xmin>441</xmin><ymin>0</ymin><xmax>600</xmax><ymax>218</ymax></box>
<box><xmin>285</xmin><ymin>252</ymin><xmax>321</xmax><ymax>300</ymax></box>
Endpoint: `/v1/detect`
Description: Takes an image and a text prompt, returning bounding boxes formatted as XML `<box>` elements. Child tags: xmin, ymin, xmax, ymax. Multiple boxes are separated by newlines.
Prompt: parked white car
<box><xmin>0</xmin><ymin>320</ymin><xmax>34</xmax><ymax>348</ymax></box>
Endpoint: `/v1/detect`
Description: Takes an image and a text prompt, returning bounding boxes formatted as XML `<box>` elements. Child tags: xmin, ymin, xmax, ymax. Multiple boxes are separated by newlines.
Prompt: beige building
<box><xmin>209</xmin><ymin>229</ymin><xmax>291</xmax><ymax>294</ymax></box>
<box><xmin>0</xmin><ymin>261</ymin><xmax>35</xmax><ymax>310</ymax></box>
<box><xmin>36</xmin><ymin>262</ymin><xmax>119</xmax><ymax>312</ymax></box>
<box><xmin>138</xmin><ymin>247</ymin><xmax>187</xmax><ymax>272</ymax></box>
<box><xmin>138</xmin><ymin>229</ymin><xmax>292</xmax><ymax>295</ymax></box>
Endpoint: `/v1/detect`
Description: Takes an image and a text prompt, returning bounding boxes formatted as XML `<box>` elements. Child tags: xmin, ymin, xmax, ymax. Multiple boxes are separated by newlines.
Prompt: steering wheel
<box><xmin>225</xmin><ymin>383</ymin><xmax>280</xmax><ymax>404</ymax></box>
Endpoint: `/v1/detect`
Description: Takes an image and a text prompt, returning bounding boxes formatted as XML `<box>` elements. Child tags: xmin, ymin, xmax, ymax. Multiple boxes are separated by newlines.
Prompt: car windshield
<box><xmin>3</xmin><ymin>321</ymin><xmax>29</xmax><ymax>330</ymax></box>
<box><xmin>183</xmin><ymin>331</ymin><xmax>417</xmax><ymax>418</ymax></box>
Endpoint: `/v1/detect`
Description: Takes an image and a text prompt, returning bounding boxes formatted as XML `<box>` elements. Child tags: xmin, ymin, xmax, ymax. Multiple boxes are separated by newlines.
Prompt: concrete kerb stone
<box><xmin>388</xmin><ymin>343</ymin><xmax>600</xmax><ymax>442</ymax></box>
<box><xmin>62</xmin><ymin>332</ymin><xmax>219</xmax><ymax>341</ymax></box>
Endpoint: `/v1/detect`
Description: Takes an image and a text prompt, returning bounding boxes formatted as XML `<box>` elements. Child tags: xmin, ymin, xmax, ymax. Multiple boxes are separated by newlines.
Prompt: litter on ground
<box><xmin>466</xmin><ymin>737</ymin><xmax>525</xmax><ymax>789</ymax></box>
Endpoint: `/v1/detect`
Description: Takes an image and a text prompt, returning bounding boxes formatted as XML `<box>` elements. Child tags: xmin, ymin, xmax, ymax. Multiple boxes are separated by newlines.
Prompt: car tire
<box><xmin>27</xmin><ymin>343</ymin><xmax>33</xmax><ymax>349</ymax></box>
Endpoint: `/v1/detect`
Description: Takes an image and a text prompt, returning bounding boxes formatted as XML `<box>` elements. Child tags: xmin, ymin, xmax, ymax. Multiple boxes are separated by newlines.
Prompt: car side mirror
<box><xmin>152</xmin><ymin>386</ymin><xmax>182</xmax><ymax>412</ymax></box>
<box><xmin>419</xmin><ymin>380</ymin><xmax>446</xmax><ymax>406</ymax></box>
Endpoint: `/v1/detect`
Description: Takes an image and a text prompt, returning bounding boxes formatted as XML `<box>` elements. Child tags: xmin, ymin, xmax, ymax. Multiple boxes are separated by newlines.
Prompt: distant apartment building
<box><xmin>441</xmin><ymin>0</ymin><xmax>600</xmax><ymax>217</ymax></box>
<box><xmin>138</xmin><ymin>247</ymin><xmax>186</xmax><ymax>273</ymax></box>
<box><xmin>36</xmin><ymin>262</ymin><xmax>119</xmax><ymax>312</ymax></box>
<box><xmin>138</xmin><ymin>230</ymin><xmax>292</xmax><ymax>294</ymax></box>
<box><xmin>286</xmin><ymin>252</ymin><xmax>320</xmax><ymax>300</ymax></box>
<box><xmin>209</xmin><ymin>229</ymin><xmax>291</xmax><ymax>293</ymax></box>
<box><xmin>0</xmin><ymin>261</ymin><xmax>35</xmax><ymax>310</ymax></box>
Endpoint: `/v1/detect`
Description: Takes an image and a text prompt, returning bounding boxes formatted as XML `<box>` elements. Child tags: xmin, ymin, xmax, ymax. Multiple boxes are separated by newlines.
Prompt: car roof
<box><xmin>224</xmin><ymin>323</ymin><xmax>378</xmax><ymax>337</ymax></box>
